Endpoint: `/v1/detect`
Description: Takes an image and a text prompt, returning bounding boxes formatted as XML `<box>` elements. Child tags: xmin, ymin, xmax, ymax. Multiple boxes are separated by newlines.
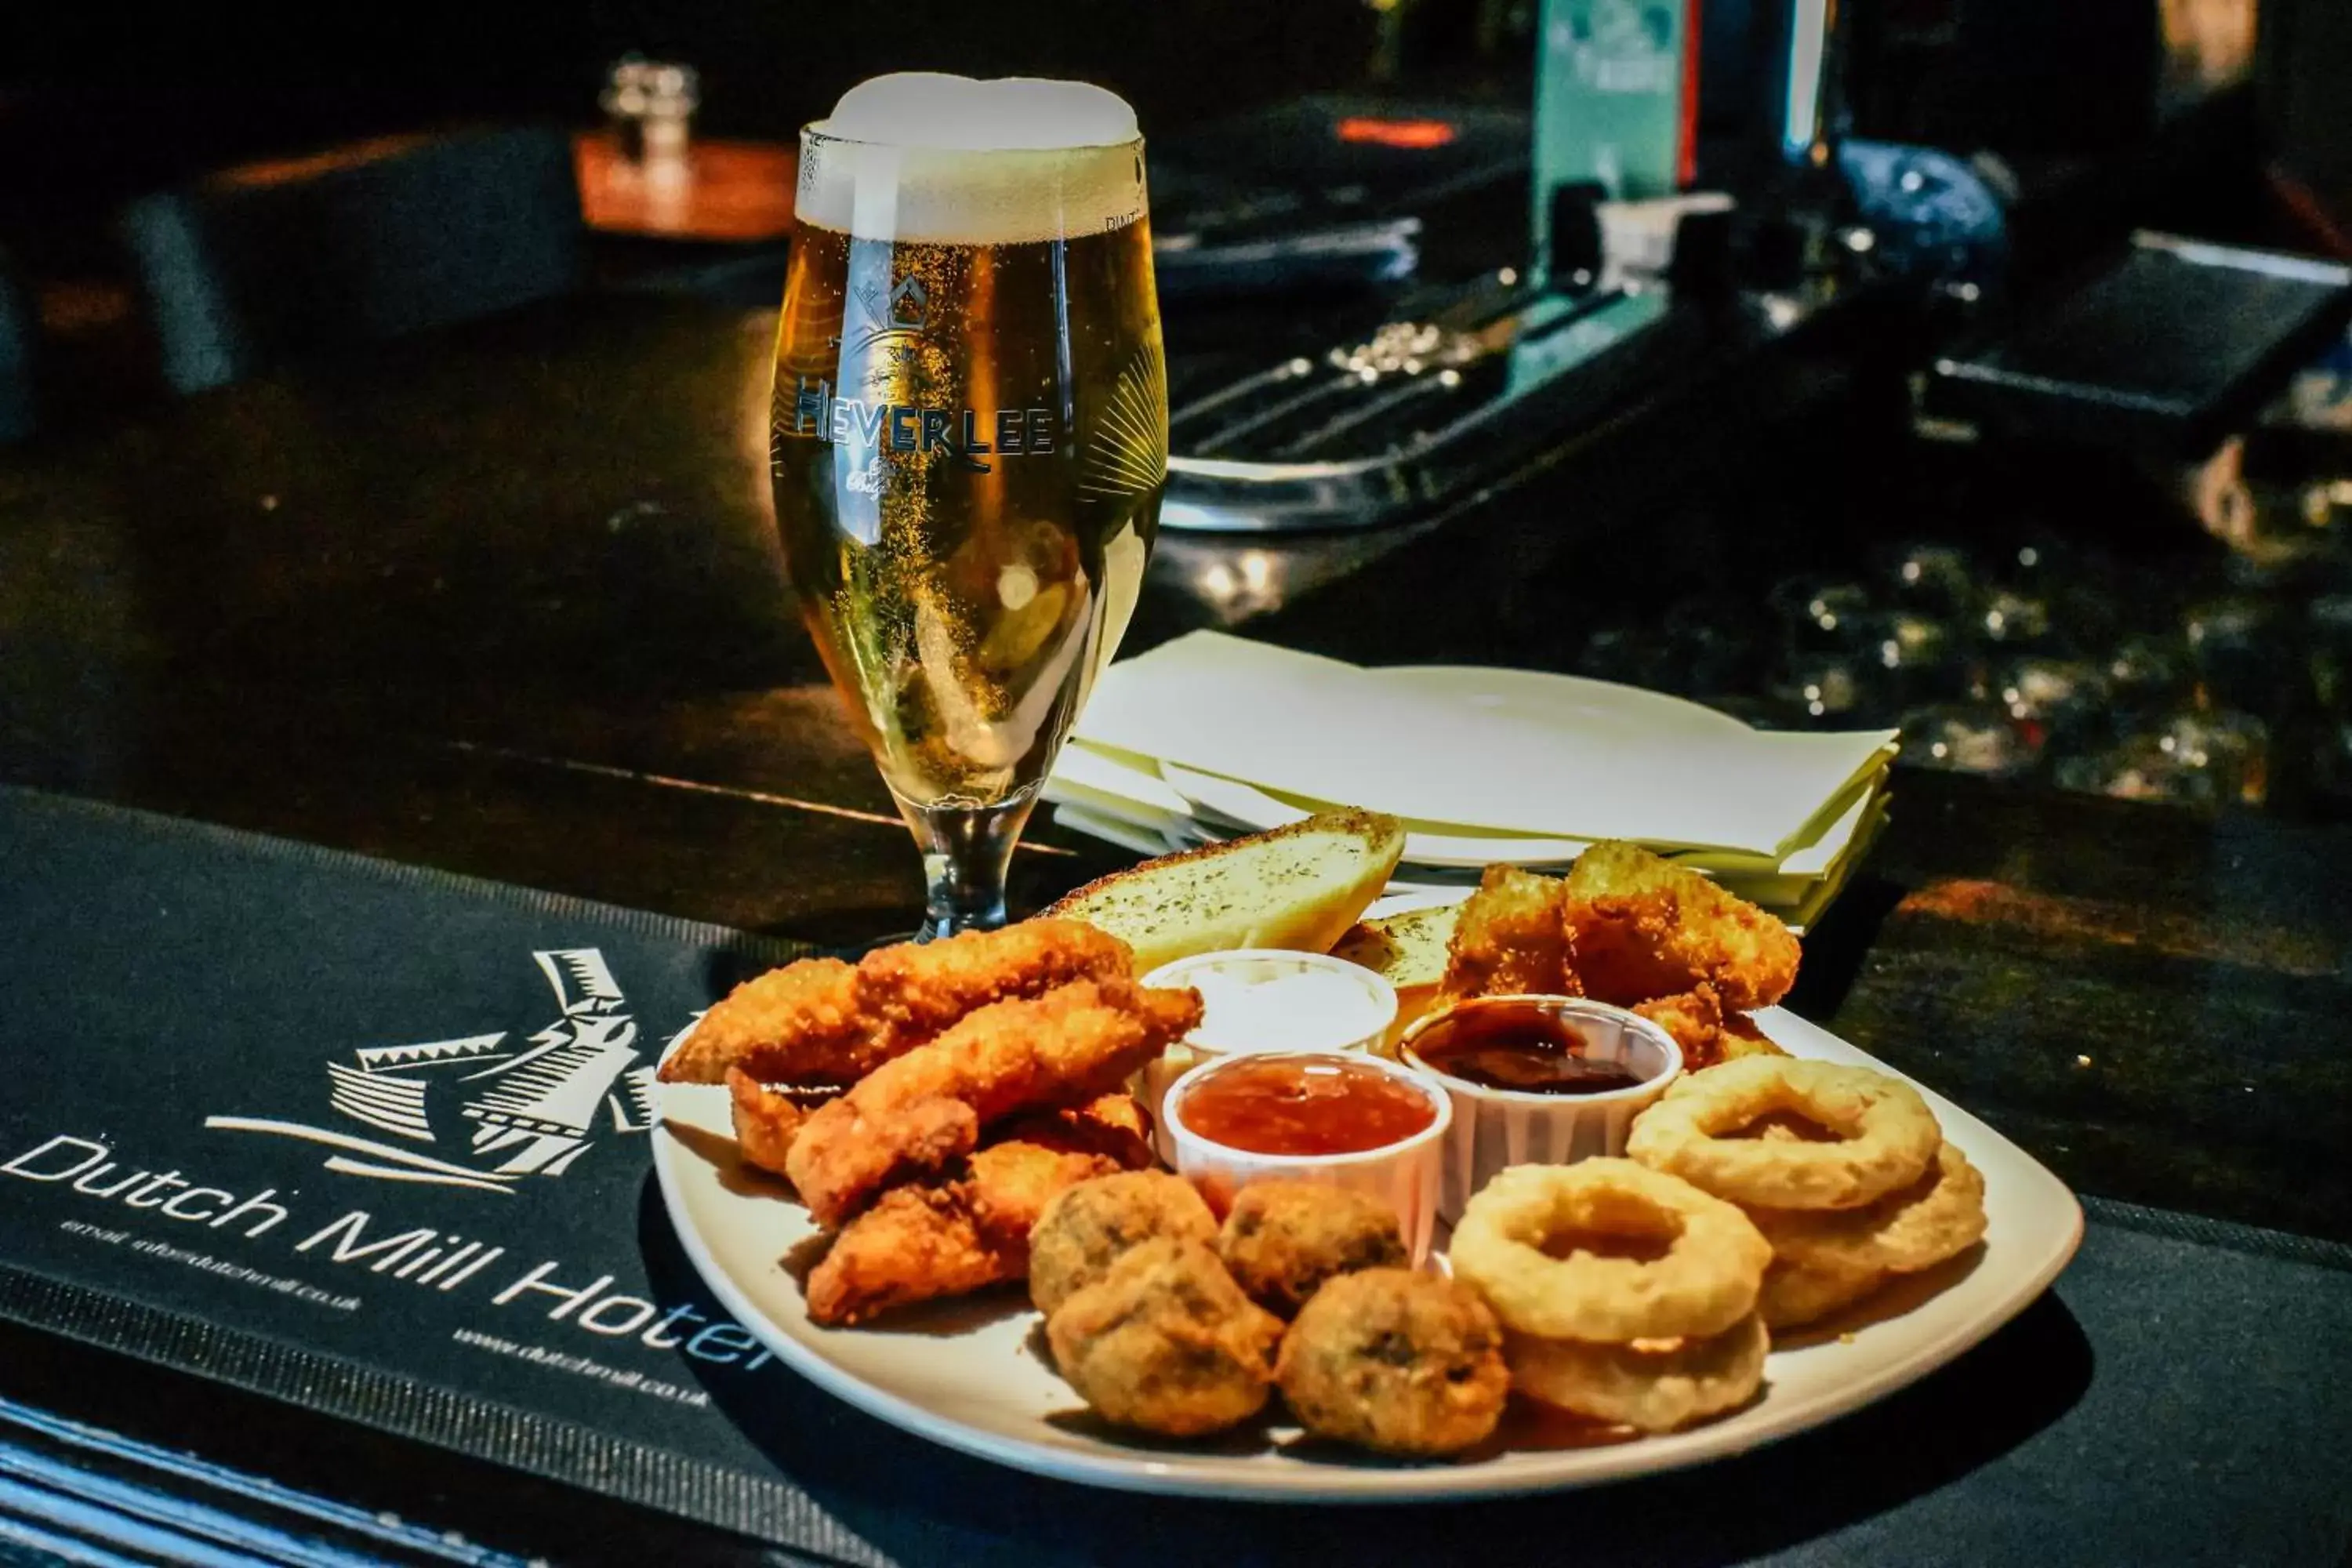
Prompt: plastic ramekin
<box><xmin>1138</xmin><ymin>949</ymin><xmax>1399</xmax><ymax>1159</ymax></box>
<box><xmin>1162</xmin><ymin>1048</ymin><xmax>1450</xmax><ymax>1265</ymax></box>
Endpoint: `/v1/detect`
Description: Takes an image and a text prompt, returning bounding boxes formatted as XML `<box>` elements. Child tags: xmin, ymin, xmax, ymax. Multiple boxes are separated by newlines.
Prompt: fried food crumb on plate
<box><xmin>1046</xmin><ymin>1236</ymin><xmax>1283</xmax><ymax>1438</ymax></box>
<box><xmin>1029</xmin><ymin>1170</ymin><xmax>1218</xmax><ymax>1317</ymax></box>
<box><xmin>1217</xmin><ymin>1182</ymin><xmax>1408</xmax><ymax>1318</ymax></box>
<box><xmin>1276</xmin><ymin>1269</ymin><xmax>1510</xmax><ymax>1457</ymax></box>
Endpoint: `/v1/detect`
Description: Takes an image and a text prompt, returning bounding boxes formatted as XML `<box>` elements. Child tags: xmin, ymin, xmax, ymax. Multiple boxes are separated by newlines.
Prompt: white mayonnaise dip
<box><xmin>1189</xmin><ymin>963</ymin><xmax>1392</xmax><ymax>1051</ymax></box>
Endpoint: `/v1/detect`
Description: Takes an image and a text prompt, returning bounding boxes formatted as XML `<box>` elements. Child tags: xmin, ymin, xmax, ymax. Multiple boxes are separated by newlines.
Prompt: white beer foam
<box><xmin>799</xmin><ymin>74</ymin><xmax>1145</xmax><ymax>245</ymax></box>
<box><xmin>822</xmin><ymin>74</ymin><xmax>1136</xmax><ymax>151</ymax></box>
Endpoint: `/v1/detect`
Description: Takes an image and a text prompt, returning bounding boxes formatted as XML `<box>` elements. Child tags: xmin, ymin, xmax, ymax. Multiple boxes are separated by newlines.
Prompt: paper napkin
<box><xmin>1071</xmin><ymin>632</ymin><xmax>1896</xmax><ymax>859</ymax></box>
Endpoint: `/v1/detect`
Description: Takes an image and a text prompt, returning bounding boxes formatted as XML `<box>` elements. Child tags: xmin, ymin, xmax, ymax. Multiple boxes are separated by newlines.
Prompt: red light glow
<box><xmin>1334</xmin><ymin>118</ymin><xmax>1458</xmax><ymax>151</ymax></box>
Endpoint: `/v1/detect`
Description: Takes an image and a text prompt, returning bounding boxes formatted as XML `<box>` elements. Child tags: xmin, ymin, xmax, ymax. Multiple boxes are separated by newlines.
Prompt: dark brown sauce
<box><xmin>1181</xmin><ymin>1055</ymin><xmax>1437</xmax><ymax>1156</ymax></box>
<box><xmin>1416</xmin><ymin>1004</ymin><xmax>1653</xmax><ymax>1096</ymax></box>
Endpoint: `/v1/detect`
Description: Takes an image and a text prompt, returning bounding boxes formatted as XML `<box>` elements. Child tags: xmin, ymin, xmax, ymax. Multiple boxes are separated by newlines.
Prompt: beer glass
<box><xmin>771</xmin><ymin>77</ymin><xmax>1166</xmax><ymax>938</ymax></box>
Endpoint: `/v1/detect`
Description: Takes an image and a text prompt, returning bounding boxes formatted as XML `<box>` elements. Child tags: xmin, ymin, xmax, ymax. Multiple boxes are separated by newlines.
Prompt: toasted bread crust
<box><xmin>1045</xmin><ymin>808</ymin><xmax>1404</xmax><ymax>921</ymax></box>
<box><xmin>1333</xmin><ymin>903</ymin><xmax>1460</xmax><ymax>986</ymax></box>
<box><xmin>1043</xmin><ymin>808</ymin><xmax>1405</xmax><ymax>971</ymax></box>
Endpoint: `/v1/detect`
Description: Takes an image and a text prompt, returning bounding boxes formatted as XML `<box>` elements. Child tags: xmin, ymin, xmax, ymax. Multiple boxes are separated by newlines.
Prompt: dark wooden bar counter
<box><xmin>6</xmin><ymin>289</ymin><xmax>2343</xmax><ymax>1237</ymax></box>
<box><xmin>2</xmin><ymin>289</ymin><xmax>2348</xmax><ymax>1559</ymax></box>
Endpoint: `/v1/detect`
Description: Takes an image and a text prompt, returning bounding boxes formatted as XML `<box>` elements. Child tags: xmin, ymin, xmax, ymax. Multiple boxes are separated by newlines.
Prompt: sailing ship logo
<box><xmin>205</xmin><ymin>950</ymin><xmax>679</xmax><ymax>1196</ymax></box>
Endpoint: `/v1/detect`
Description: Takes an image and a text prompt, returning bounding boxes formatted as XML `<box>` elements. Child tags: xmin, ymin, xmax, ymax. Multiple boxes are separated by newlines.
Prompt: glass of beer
<box><xmin>772</xmin><ymin>75</ymin><xmax>1166</xmax><ymax>938</ymax></box>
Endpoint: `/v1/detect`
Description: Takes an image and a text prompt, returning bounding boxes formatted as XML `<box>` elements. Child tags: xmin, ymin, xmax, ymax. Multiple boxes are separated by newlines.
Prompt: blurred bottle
<box><xmin>2182</xmin><ymin>595</ymin><xmax>2295</xmax><ymax>716</ymax></box>
<box><xmin>603</xmin><ymin>58</ymin><xmax>701</xmax><ymax>181</ymax></box>
<box><xmin>2309</xmin><ymin>594</ymin><xmax>2352</xmax><ymax>714</ymax></box>
<box><xmin>2100</xmin><ymin>633</ymin><xmax>2194</xmax><ymax>720</ymax></box>
<box><xmin>1767</xmin><ymin>574</ymin><xmax>1873</xmax><ymax>655</ymax></box>
<box><xmin>1975</xmin><ymin>585</ymin><xmax>2056</xmax><ymax>653</ymax></box>
<box><xmin>1878</xmin><ymin>540</ymin><xmax>1977</xmax><ymax>620</ymax></box>
<box><xmin>1899</xmin><ymin>700</ymin><xmax>2041</xmax><ymax>779</ymax></box>
<box><xmin>2053</xmin><ymin>706</ymin><xmax>2269</xmax><ymax>808</ymax></box>
<box><xmin>1992</xmin><ymin>655</ymin><xmax>2112</xmax><ymax>753</ymax></box>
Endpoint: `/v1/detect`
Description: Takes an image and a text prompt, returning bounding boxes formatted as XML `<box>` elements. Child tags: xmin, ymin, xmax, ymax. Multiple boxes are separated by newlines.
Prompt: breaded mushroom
<box><xmin>1045</xmin><ymin>1237</ymin><xmax>1283</xmax><ymax>1437</ymax></box>
<box><xmin>1275</xmin><ymin>1269</ymin><xmax>1509</xmax><ymax>1457</ymax></box>
<box><xmin>1028</xmin><ymin>1170</ymin><xmax>1218</xmax><ymax>1316</ymax></box>
<box><xmin>1217</xmin><ymin>1182</ymin><xmax>1408</xmax><ymax>1317</ymax></box>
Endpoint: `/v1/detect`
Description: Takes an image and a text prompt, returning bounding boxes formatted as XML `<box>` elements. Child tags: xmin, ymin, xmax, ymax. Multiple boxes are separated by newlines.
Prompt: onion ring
<box><xmin>1626</xmin><ymin>1057</ymin><xmax>1940</xmax><ymax>1210</ymax></box>
<box><xmin>1507</xmin><ymin>1312</ymin><xmax>1768</xmax><ymax>1432</ymax></box>
<box><xmin>1447</xmin><ymin>1160</ymin><xmax>1769</xmax><ymax>1342</ymax></box>
<box><xmin>1755</xmin><ymin>1254</ymin><xmax>1886</xmax><ymax>1330</ymax></box>
<box><xmin>1751</xmin><ymin>1142</ymin><xmax>1987</xmax><ymax>1277</ymax></box>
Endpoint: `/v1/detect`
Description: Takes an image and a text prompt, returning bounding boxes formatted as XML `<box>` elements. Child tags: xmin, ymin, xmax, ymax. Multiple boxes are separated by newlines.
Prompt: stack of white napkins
<box><xmin>1046</xmin><ymin>631</ymin><xmax>1898</xmax><ymax>931</ymax></box>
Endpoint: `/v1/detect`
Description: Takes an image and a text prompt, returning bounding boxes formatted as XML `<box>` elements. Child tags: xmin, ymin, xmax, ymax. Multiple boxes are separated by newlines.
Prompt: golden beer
<box><xmin>771</xmin><ymin>78</ymin><xmax>1166</xmax><ymax>933</ymax></box>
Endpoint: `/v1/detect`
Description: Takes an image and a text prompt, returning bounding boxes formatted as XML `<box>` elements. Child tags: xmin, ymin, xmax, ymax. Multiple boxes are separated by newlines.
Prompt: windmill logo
<box><xmin>848</xmin><ymin>272</ymin><xmax>929</xmax><ymax>351</ymax></box>
<box><xmin>887</xmin><ymin>275</ymin><xmax>928</xmax><ymax>330</ymax></box>
<box><xmin>205</xmin><ymin>950</ymin><xmax>681</xmax><ymax>1196</ymax></box>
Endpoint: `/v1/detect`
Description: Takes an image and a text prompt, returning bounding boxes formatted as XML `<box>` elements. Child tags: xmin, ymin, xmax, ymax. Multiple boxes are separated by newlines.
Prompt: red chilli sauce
<box><xmin>1181</xmin><ymin>1056</ymin><xmax>1436</xmax><ymax>1156</ymax></box>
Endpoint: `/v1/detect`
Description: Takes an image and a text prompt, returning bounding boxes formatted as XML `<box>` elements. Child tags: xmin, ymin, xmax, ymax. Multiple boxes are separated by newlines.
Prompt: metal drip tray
<box><xmin>1162</xmin><ymin>276</ymin><xmax>1678</xmax><ymax>533</ymax></box>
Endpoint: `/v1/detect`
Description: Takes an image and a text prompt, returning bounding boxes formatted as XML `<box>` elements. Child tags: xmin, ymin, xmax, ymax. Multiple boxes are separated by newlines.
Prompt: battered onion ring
<box><xmin>1751</xmin><ymin>1143</ymin><xmax>1987</xmax><ymax>1277</ymax></box>
<box><xmin>1755</xmin><ymin>1254</ymin><xmax>1886</xmax><ymax>1330</ymax></box>
<box><xmin>1447</xmin><ymin>1160</ymin><xmax>1769</xmax><ymax>1342</ymax></box>
<box><xmin>1626</xmin><ymin>1057</ymin><xmax>1940</xmax><ymax>1210</ymax></box>
<box><xmin>1507</xmin><ymin>1312</ymin><xmax>1768</xmax><ymax>1432</ymax></box>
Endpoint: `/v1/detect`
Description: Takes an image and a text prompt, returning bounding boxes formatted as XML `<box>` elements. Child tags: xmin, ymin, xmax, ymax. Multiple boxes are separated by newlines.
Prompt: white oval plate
<box><xmin>655</xmin><ymin>1010</ymin><xmax>2082</xmax><ymax>1502</ymax></box>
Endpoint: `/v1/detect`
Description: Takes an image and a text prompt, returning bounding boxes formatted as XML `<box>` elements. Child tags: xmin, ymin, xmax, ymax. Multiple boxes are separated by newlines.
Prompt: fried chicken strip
<box><xmin>659</xmin><ymin>920</ymin><xmax>1134</xmax><ymax>1085</ymax></box>
<box><xmin>1561</xmin><ymin>840</ymin><xmax>1800</xmax><ymax>1011</ymax></box>
<box><xmin>664</xmin><ymin>958</ymin><xmax>862</xmax><ymax>1086</ymax></box>
<box><xmin>1437</xmin><ymin>865</ymin><xmax>1578</xmax><ymax>1002</ymax></box>
<box><xmin>804</xmin><ymin>1096</ymin><xmax>1153</xmax><ymax>1326</ymax></box>
<box><xmin>855</xmin><ymin>921</ymin><xmax>1135</xmax><ymax>1057</ymax></box>
<box><xmin>786</xmin><ymin>979</ymin><xmax>1202</xmax><ymax>1228</ymax></box>
<box><xmin>727</xmin><ymin>1069</ymin><xmax>832</xmax><ymax>1178</ymax></box>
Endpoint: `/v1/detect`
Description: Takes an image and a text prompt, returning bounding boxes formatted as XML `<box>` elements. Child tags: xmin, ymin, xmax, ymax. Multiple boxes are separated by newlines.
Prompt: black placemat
<box><xmin>2</xmin><ymin>787</ymin><xmax>2347</xmax><ymax>1566</ymax></box>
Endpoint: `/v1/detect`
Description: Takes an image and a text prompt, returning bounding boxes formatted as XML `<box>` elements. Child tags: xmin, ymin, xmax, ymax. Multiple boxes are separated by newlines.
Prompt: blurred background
<box><xmin>9</xmin><ymin>0</ymin><xmax>2352</xmax><ymax>827</ymax></box>
<box><xmin>5</xmin><ymin>0</ymin><xmax>2343</xmax><ymax>285</ymax></box>
<box><xmin>3</xmin><ymin>1</ymin><xmax>1385</xmax><ymax>252</ymax></box>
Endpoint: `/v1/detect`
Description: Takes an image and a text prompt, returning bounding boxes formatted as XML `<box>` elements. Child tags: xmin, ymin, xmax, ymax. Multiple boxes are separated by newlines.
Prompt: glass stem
<box><xmin>902</xmin><ymin>790</ymin><xmax>1037</xmax><ymax>941</ymax></box>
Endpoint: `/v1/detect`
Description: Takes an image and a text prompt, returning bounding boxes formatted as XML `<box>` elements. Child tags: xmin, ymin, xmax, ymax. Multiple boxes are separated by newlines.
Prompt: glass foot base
<box><xmin>897</xmin><ymin>789</ymin><xmax>1040</xmax><ymax>942</ymax></box>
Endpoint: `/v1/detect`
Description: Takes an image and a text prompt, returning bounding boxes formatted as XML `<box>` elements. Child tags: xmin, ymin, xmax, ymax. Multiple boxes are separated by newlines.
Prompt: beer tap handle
<box><xmin>1545</xmin><ymin>182</ymin><xmax>1607</xmax><ymax>296</ymax></box>
<box><xmin>1781</xmin><ymin>0</ymin><xmax>1850</xmax><ymax>171</ymax></box>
